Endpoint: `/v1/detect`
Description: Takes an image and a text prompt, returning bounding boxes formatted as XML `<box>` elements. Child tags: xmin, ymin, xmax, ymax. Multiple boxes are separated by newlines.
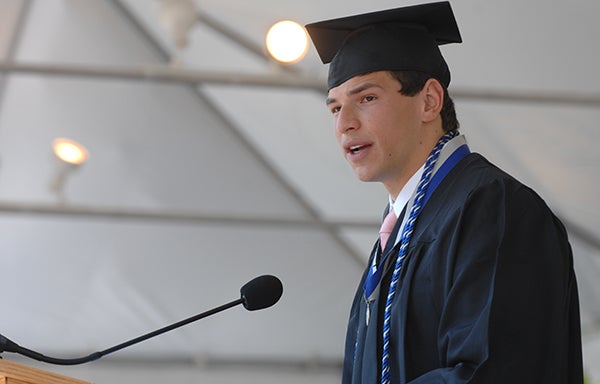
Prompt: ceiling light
<box><xmin>266</xmin><ymin>20</ymin><xmax>309</xmax><ymax>64</ymax></box>
<box><xmin>52</xmin><ymin>138</ymin><xmax>89</xmax><ymax>165</ymax></box>
<box><xmin>158</xmin><ymin>0</ymin><xmax>198</xmax><ymax>51</ymax></box>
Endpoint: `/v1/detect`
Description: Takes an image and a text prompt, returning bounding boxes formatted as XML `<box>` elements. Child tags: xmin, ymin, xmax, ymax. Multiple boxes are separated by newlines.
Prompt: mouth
<box><xmin>346</xmin><ymin>144</ymin><xmax>370</xmax><ymax>155</ymax></box>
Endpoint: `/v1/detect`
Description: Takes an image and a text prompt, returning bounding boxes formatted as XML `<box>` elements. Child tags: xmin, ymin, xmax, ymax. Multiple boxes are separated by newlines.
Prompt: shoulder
<box><xmin>421</xmin><ymin>152</ymin><xmax>559</xmax><ymax>235</ymax></box>
<box><xmin>446</xmin><ymin>152</ymin><xmax>544</xmax><ymax>206</ymax></box>
<box><xmin>447</xmin><ymin>153</ymin><xmax>565</xmax><ymax>238</ymax></box>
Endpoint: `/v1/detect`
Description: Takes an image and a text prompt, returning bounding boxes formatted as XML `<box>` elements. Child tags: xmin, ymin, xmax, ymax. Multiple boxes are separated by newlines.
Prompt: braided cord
<box><xmin>380</xmin><ymin>130</ymin><xmax>458</xmax><ymax>384</ymax></box>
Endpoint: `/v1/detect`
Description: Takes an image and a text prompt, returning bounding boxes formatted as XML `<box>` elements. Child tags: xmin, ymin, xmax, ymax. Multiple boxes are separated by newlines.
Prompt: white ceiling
<box><xmin>0</xmin><ymin>0</ymin><xmax>599</xmax><ymax>382</ymax></box>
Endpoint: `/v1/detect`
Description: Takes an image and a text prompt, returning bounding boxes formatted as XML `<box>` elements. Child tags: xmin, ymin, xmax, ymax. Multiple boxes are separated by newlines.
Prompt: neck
<box><xmin>384</xmin><ymin>126</ymin><xmax>445</xmax><ymax>197</ymax></box>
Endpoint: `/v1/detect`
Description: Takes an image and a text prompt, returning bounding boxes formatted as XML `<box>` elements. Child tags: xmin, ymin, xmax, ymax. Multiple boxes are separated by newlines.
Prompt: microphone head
<box><xmin>240</xmin><ymin>275</ymin><xmax>283</xmax><ymax>311</ymax></box>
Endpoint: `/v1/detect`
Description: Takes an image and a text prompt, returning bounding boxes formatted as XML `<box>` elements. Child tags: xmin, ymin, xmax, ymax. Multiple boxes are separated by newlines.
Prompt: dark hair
<box><xmin>390</xmin><ymin>71</ymin><xmax>459</xmax><ymax>132</ymax></box>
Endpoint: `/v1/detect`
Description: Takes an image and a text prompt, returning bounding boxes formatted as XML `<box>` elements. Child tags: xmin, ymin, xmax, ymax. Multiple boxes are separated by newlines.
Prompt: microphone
<box><xmin>241</xmin><ymin>273</ymin><xmax>283</xmax><ymax>310</ymax></box>
<box><xmin>0</xmin><ymin>275</ymin><xmax>283</xmax><ymax>365</ymax></box>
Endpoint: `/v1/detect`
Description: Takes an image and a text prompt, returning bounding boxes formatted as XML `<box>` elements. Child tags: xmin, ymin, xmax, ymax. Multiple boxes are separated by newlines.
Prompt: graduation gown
<box><xmin>342</xmin><ymin>153</ymin><xmax>583</xmax><ymax>384</ymax></box>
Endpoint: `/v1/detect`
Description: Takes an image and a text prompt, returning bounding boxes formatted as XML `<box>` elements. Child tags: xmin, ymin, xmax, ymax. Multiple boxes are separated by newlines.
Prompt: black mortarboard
<box><xmin>305</xmin><ymin>2</ymin><xmax>462</xmax><ymax>89</ymax></box>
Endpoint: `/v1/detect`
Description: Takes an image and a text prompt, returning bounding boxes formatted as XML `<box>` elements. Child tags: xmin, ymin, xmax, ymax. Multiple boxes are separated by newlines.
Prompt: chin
<box><xmin>353</xmin><ymin>170</ymin><xmax>376</xmax><ymax>183</ymax></box>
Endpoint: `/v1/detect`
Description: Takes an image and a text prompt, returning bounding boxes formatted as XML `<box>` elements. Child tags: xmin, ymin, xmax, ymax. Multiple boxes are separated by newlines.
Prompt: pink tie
<box><xmin>379</xmin><ymin>210</ymin><xmax>398</xmax><ymax>251</ymax></box>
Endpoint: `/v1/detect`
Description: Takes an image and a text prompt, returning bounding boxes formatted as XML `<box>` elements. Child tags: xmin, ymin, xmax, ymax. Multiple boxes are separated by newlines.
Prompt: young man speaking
<box><xmin>306</xmin><ymin>2</ymin><xmax>583</xmax><ymax>383</ymax></box>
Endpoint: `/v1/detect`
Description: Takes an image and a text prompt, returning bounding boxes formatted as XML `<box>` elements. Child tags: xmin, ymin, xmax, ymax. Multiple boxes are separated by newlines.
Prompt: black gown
<box><xmin>342</xmin><ymin>153</ymin><xmax>583</xmax><ymax>384</ymax></box>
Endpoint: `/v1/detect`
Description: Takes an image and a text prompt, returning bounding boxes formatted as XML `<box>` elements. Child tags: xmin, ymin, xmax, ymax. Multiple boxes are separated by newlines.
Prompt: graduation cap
<box><xmin>305</xmin><ymin>1</ymin><xmax>462</xmax><ymax>89</ymax></box>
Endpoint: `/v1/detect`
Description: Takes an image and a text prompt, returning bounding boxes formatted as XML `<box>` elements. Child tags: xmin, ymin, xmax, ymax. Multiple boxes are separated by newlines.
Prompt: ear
<box><xmin>421</xmin><ymin>78</ymin><xmax>444</xmax><ymax>124</ymax></box>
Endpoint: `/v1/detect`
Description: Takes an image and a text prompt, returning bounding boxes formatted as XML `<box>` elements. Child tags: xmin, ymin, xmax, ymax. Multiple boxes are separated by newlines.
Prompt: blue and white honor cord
<box><xmin>380</xmin><ymin>130</ymin><xmax>458</xmax><ymax>384</ymax></box>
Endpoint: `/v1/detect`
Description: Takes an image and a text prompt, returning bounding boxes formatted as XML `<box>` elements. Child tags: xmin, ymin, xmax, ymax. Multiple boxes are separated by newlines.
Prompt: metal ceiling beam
<box><xmin>452</xmin><ymin>88</ymin><xmax>600</xmax><ymax>108</ymax></box>
<box><xmin>2</xmin><ymin>60</ymin><xmax>600</xmax><ymax>108</ymax></box>
<box><xmin>194</xmin><ymin>10</ymin><xmax>299</xmax><ymax>76</ymax></box>
<box><xmin>0</xmin><ymin>61</ymin><xmax>326</xmax><ymax>90</ymax></box>
<box><xmin>0</xmin><ymin>201</ymin><xmax>379</xmax><ymax>231</ymax></box>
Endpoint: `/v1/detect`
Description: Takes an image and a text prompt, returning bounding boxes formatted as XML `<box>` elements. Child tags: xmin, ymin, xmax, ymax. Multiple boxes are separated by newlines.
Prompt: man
<box><xmin>305</xmin><ymin>2</ymin><xmax>583</xmax><ymax>383</ymax></box>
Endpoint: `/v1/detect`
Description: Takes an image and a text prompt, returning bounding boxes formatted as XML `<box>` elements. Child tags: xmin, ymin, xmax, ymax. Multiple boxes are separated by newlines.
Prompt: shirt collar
<box><xmin>387</xmin><ymin>133</ymin><xmax>468</xmax><ymax>217</ymax></box>
<box><xmin>389</xmin><ymin>163</ymin><xmax>424</xmax><ymax>217</ymax></box>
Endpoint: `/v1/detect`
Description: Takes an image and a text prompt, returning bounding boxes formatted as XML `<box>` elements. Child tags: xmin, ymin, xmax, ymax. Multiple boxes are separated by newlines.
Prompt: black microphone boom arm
<box><xmin>0</xmin><ymin>274</ymin><xmax>283</xmax><ymax>366</ymax></box>
<box><xmin>0</xmin><ymin>298</ymin><xmax>243</xmax><ymax>365</ymax></box>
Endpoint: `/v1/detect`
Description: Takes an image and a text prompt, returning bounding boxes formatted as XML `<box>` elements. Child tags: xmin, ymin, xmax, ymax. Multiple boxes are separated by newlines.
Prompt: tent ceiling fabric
<box><xmin>0</xmin><ymin>0</ymin><xmax>599</xmax><ymax>382</ymax></box>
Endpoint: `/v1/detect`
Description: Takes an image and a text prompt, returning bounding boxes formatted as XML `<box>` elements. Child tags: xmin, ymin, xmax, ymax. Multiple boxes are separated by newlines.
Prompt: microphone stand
<box><xmin>0</xmin><ymin>298</ymin><xmax>243</xmax><ymax>365</ymax></box>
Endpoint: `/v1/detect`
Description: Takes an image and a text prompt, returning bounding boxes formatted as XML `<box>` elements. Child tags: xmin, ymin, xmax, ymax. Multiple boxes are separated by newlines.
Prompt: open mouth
<box><xmin>348</xmin><ymin>144</ymin><xmax>367</xmax><ymax>154</ymax></box>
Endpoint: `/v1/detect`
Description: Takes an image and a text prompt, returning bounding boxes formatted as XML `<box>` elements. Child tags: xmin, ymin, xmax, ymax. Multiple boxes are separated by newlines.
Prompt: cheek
<box><xmin>333</xmin><ymin>124</ymin><xmax>345</xmax><ymax>152</ymax></box>
<box><xmin>332</xmin><ymin>122</ymin><xmax>341</xmax><ymax>141</ymax></box>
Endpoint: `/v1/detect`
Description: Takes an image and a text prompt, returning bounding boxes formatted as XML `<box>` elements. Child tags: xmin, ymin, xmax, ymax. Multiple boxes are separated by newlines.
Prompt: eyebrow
<box><xmin>325</xmin><ymin>82</ymin><xmax>382</xmax><ymax>106</ymax></box>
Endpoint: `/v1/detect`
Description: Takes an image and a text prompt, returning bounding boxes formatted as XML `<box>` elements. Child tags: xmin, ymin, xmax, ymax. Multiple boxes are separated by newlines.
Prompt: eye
<box><xmin>329</xmin><ymin>105</ymin><xmax>341</xmax><ymax>115</ymax></box>
<box><xmin>362</xmin><ymin>95</ymin><xmax>376</xmax><ymax>103</ymax></box>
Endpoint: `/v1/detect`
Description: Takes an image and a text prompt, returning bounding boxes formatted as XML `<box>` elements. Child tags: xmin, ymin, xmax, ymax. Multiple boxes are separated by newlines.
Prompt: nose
<box><xmin>335</xmin><ymin>105</ymin><xmax>360</xmax><ymax>135</ymax></box>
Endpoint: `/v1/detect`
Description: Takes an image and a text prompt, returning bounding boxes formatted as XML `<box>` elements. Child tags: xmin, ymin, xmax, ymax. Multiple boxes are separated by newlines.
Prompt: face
<box><xmin>326</xmin><ymin>71</ymin><xmax>428</xmax><ymax>196</ymax></box>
